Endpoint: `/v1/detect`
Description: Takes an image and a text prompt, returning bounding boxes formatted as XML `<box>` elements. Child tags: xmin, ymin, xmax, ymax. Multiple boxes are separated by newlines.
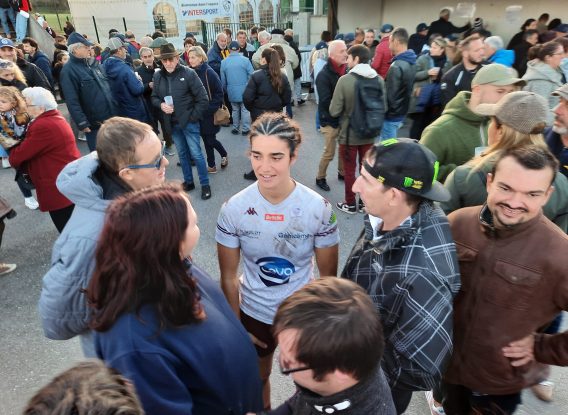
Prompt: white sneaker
<box><xmin>24</xmin><ymin>196</ymin><xmax>39</xmax><ymax>210</ymax></box>
<box><xmin>2</xmin><ymin>157</ymin><xmax>10</xmax><ymax>168</ymax></box>
<box><xmin>77</xmin><ymin>132</ymin><xmax>87</xmax><ymax>141</ymax></box>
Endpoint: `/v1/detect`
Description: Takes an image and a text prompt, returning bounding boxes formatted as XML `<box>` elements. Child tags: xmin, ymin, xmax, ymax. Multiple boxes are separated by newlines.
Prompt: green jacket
<box><xmin>442</xmin><ymin>159</ymin><xmax>568</xmax><ymax>233</ymax></box>
<box><xmin>420</xmin><ymin>91</ymin><xmax>488</xmax><ymax>182</ymax></box>
<box><xmin>329</xmin><ymin>63</ymin><xmax>386</xmax><ymax>146</ymax></box>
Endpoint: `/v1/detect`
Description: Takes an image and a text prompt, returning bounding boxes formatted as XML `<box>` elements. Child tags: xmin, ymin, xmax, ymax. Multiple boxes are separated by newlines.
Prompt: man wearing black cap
<box><xmin>408</xmin><ymin>23</ymin><xmax>429</xmax><ymax>55</ymax></box>
<box><xmin>341</xmin><ymin>138</ymin><xmax>460</xmax><ymax>414</ymax></box>
<box><xmin>60</xmin><ymin>32</ymin><xmax>116</xmax><ymax>151</ymax></box>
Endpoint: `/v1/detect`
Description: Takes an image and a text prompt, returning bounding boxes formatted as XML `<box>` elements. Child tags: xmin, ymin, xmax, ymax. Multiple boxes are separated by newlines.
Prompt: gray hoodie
<box><xmin>522</xmin><ymin>60</ymin><xmax>563</xmax><ymax>126</ymax></box>
<box><xmin>39</xmin><ymin>153</ymin><xmax>128</xmax><ymax>355</ymax></box>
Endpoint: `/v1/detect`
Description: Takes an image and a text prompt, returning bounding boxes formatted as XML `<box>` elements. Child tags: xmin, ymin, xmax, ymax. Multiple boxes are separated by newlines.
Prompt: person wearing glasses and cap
<box><xmin>39</xmin><ymin>117</ymin><xmax>169</xmax><ymax>357</ymax></box>
<box><xmin>341</xmin><ymin>138</ymin><xmax>461</xmax><ymax>414</ymax></box>
<box><xmin>247</xmin><ymin>278</ymin><xmax>396</xmax><ymax>415</ymax></box>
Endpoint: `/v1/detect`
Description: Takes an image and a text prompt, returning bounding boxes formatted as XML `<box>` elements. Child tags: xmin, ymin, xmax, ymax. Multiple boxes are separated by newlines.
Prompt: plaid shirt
<box><xmin>341</xmin><ymin>201</ymin><xmax>461</xmax><ymax>391</ymax></box>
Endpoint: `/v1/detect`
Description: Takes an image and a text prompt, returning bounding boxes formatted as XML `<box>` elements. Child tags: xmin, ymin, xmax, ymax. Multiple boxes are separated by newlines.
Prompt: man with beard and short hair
<box><xmin>443</xmin><ymin>145</ymin><xmax>568</xmax><ymax>415</ymax></box>
<box><xmin>421</xmin><ymin>64</ymin><xmax>524</xmax><ymax>181</ymax></box>
<box><xmin>440</xmin><ymin>34</ymin><xmax>485</xmax><ymax>105</ymax></box>
<box><xmin>546</xmin><ymin>84</ymin><xmax>568</xmax><ymax>177</ymax></box>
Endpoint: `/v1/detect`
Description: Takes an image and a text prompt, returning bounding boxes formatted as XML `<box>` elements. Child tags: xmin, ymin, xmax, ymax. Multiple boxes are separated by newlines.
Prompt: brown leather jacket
<box><xmin>445</xmin><ymin>205</ymin><xmax>568</xmax><ymax>395</ymax></box>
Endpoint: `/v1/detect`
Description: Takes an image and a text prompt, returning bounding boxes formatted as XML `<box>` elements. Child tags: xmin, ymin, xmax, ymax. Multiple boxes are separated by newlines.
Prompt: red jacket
<box><xmin>371</xmin><ymin>36</ymin><xmax>393</xmax><ymax>79</ymax></box>
<box><xmin>9</xmin><ymin>109</ymin><xmax>80</xmax><ymax>212</ymax></box>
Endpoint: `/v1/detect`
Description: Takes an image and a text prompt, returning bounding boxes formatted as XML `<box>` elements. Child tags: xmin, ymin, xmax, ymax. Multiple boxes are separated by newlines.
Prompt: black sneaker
<box><xmin>358</xmin><ymin>200</ymin><xmax>365</xmax><ymax>213</ymax></box>
<box><xmin>242</xmin><ymin>130</ymin><xmax>250</xmax><ymax>136</ymax></box>
<box><xmin>243</xmin><ymin>170</ymin><xmax>257</xmax><ymax>181</ymax></box>
<box><xmin>298</xmin><ymin>99</ymin><xmax>306</xmax><ymax>105</ymax></box>
<box><xmin>316</xmin><ymin>178</ymin><xmax>330</xmax><ymax>191</ymax></box>
<box><xmin>336</xmin><ymin>202</ymin><xmax>356</xmax><ymax>214</ymax></box>
<box><xmin>201</xmin><ymin>185</ymin><xmax>212</xmax><ymax>200</ymax></box>
<box><xmin>338</xmin><ymin>173</ymin><xmax>345</xmax><ymax>181</ymax></box>
<box><xmin>183</xmin><ymin>181</ymin><xmax>195</xmax><ymax>191</ymax></box>
<box><xmin>231</xmin><ymin>128</ymin><xmax>239</xmax><ymax>135</ymax></box>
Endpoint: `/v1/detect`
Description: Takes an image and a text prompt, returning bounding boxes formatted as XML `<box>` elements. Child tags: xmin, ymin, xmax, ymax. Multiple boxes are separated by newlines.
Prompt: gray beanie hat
<box><xmin>474</xmin><ymin>91</ymin><xmax>549</xmax><ymax>134</ymax></box>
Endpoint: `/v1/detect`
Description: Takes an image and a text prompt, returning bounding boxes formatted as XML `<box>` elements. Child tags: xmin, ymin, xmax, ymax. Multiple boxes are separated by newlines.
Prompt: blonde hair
<box><xmin>0</xmin><ymin>86</ymin><xmax>27</xmax><ymax>115</ymax></box>
<box><xmin>468</xmin><ymin>119</ymin><xmax>548</xmax><ymax>170</ymax></box>
<box><xmin>0</xmin><ymin>59</ymin><xmax>27</xmax><ymax>85</ymax></box>
<box><xmin>188</xmin><ymin>46</ymin><xmax>207</xmax><ymax>63</ymax></box>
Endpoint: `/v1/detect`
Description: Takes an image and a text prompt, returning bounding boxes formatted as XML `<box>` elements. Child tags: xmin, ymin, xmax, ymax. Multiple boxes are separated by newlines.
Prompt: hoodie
<box><xmin>523</xmin><ymin>60</ymin><xmax>563</xmax><ymax>126</ymax></box>
<box><xmin>102</xmin><ymin>56</ymin><xmax>149</xmax><ymax>123</ymax></box>
<box><xmin>488</xmin><ymin>48</ymin><xmax>515</xmax><ymax>67</ymax></box>
<box><xmin>39</xmin><ymin>154</ymin><xmax>130</xmax><ymax>351</ymax></box>
<box><xmin>385</xmin><ymin>49</ymin><xmax>417</xmax><ymax>120</ymax></box>
<box><xmin>420</xmin><ymin>91</ymin><xmax>488</xmax><ymax>182</ymax></box>
<box><xmin>329</xmin><ymin>63</ymin><xmax>386</xmax><ymax>145</ymax></box>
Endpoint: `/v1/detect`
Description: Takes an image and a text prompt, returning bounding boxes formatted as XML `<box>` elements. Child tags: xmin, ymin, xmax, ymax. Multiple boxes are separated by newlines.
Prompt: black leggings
<box><xmin>202</xmin><ymin>134</ymin><xmax>227</xmax><ymax>168</ymax></box>
<box><xmin>49</xmin><ymin>204</ymin><xmax>75</xmax><ymax>233</ymax></box>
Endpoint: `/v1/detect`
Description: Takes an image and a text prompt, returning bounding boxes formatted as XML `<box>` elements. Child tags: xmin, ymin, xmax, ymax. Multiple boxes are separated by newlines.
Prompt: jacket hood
<box><xmin>349</xmin><ymin>63</ymin><xmax>378</xmax><ymax>78</ymax></box>
<box><xmin>442</xmin><ymin>91</ymin><xmax>485</xmax><ymax>123</ymax></box>
<box><xmin>523</xmin><ymin>60</ymin><xmax>563</xmax><ymax>82</ymax></box>
<box><xmin>102</xmin><ymin>56</ymin><xmax>126</xmax><ymax>79</ymax></box>
<box><xmin>488</xmin><ymin>49</ymin><xmax>515</xmax><ymax>67</ymax></box>
<box><xmin>56</xmin><ymin>152</ymin><xmax>108</xmax><ymax>212</ymax></box>
<box><xmin>392</xmin><ymin>49</ymin><xmax>417</xmax><ymax>65</ymax></box>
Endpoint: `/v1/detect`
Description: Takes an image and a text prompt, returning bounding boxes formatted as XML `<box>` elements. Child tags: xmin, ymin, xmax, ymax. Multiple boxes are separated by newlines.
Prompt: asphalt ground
<box><xmin>0</xmin><ymin>100</ymin><xmax>566</xmax><ymax>414</ymax></box>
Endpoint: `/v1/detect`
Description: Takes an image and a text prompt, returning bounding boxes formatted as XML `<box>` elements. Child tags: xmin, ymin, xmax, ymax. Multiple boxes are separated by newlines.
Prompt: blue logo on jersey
<box><xmin>256</xmin><ymin>257</ymin><xmax>295</xmax><ymax>287</ymax></box>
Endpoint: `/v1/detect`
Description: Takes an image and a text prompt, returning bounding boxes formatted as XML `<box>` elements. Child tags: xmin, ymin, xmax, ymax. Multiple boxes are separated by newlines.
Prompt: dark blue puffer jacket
<box><xmin>102</xmin><ymin>56</ymin><xmax>149</xmax><ymax>123</ymax></box>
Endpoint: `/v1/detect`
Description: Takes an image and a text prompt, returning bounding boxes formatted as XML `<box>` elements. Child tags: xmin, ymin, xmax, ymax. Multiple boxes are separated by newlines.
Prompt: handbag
<box><xmin>205</xmin><ymin>70</ymin><xmax>230</xmax><ymax>126</ymax></box>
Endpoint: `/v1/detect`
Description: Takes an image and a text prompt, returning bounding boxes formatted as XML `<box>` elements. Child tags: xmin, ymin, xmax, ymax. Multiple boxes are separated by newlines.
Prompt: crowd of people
<box><xmin>1</xmin><ymin>6</ymin><xmax>568</xmax><ymax>415</ymax></box>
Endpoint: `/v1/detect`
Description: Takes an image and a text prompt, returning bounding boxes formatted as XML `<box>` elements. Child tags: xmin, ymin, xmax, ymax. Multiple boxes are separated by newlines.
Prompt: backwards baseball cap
<box><xmin>344</xmin><ymin>32</ymin><xmax>355</xmax><ymax>42</ymax></box>
<box><xmin>67</xmin><ymin>32</ymin><xmax>93</xmax><ymax>47</ymax></box>
<box><xmin>363</xmin><ymin>138</ymin><xmax>450</xmax><ymax>202</ymax></box>
<box><xmin>108</xmin><ymin>36</ymin><xmax>127</xmax><ymax>52</ymax></box>
<box><xmin>552</xmin><ymin>23</ymin><xmax>568</xmax><ymax>33</ymax></box>
<box><xmin>228</xmin><ymin>40</ymin><xmax>239</xmax><ymax>51</ymax></box>
<box><xmin>416</xmin><ymin>23</ymin><xmax>429</xmax><ymax>32</ymax></box>
<box><xmin>475</xmin><ymin>91</ymin><xmax>549</xmax><ymax>134</ymax></box>
<box><xmin>552</xmin><ymin>84</ymin><xmax>568</xmax><ymax>100</ymax></box>
<box><xmin>0</xmin><ymin>38</ymin><xmax>15</xmax><ymax>48</ymax></box>
<box><xmin>471</xmin><ymin>63</ymin><xmax>525</xmax><ymax>87</ymax></box>
<box><xmin>380</xmin><ymin>24</ymin><xmax>394</xmax><ymax>34</ymax></box>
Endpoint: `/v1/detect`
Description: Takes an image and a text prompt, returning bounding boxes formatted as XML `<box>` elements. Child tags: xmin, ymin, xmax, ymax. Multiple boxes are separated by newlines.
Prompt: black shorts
<box><xmin>240</xmin><ymin>310</ymin><xmax>277</xmax><ymax>358</ymax></box>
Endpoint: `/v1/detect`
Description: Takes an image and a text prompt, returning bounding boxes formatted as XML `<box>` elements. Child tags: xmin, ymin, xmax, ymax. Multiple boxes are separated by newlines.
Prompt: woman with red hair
<box><xmin>87</xmin><ymin>184</ymin><xmax>262</xmax><ymax>415</ymax></box>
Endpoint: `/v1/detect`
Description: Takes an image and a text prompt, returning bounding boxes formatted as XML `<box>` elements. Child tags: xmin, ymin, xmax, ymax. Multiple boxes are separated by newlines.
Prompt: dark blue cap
<box><xmin>315</xmin><ymin>40</ymin><xmax>328</xmax><ymax>50</ymax></box>
<box><xmin>381</xmin><ymin>24</ymin><xmax>394</xmax><ymax>33</ymax></box>
<box><xmin>67</xmin><ymin>32</ymin><xmax>93</xmax><ymax>47</ymax></box>
<box><xmin>416</xmin><ymin>23</ymin><xmax>429</xmax><ymax>32</ymax></box>
<box><xmin>344</xmin><ymin>32</ymin><xmax>355</xmax><ymax>42</ymax></box>
<box><xmin>228</xmin><ymin>41</ymin><xmax>239</xmax><ymax>51</ymax></box>
<box><xmin>0</xmin><ymin>38</ymin><xmax>15</xmax><ymax>48</ymax></box>
<box><xmin>334</xmin><ymin>33</ymin><xmax>344</xmax><ymax>40</ymax></box>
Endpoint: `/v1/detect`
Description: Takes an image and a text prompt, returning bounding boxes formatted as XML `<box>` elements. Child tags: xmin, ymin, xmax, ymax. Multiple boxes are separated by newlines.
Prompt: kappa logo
<box><xmin>265</xmin><ymin>213</ymin><xmax>284</xmax><ymax>221</ymax></box>
<box><xmin>244</xmin><ymin>207</ymin><xmax>258</xmax><ymax>216</ymax></box>
<box><xmin>256</xmin><ymin>257</ymin><xmax>295</xmax><ymax>286</ymax></box>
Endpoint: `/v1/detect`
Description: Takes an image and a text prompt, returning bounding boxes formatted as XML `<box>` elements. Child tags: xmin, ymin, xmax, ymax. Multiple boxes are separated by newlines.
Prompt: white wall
<box><xmin>337</xmin><ymin>0</ymin><xmax>566</xmax><ymax>45</ymax></box>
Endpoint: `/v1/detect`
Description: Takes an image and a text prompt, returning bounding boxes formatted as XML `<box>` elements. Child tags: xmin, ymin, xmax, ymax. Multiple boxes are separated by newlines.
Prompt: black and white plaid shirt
<box><xmin>342</xmin><ymin>201</ymin><xmax>461</xmax><ymax>391</ymax></box>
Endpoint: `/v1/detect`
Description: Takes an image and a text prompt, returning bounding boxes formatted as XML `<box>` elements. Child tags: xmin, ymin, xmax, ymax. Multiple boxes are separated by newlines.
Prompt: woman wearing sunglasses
<box><xmin>88</xmin><ymin>184</ymin><xmax>263</xmax><ymax>415</ymax></box>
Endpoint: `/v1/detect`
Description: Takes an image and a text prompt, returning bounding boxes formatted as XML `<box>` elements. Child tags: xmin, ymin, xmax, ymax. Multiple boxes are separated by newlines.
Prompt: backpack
<box><xmin>349</xmin><ymin>74</ymin><xmax>385</xmax><ymax>139</ymax></box>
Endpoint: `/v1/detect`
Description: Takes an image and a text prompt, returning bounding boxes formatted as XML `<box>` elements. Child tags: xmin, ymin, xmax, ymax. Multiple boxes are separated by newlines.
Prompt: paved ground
<box><xmin>1</xmin><ymin>100</ymin><xmax>567</xmax><ymax>414</ymax></box>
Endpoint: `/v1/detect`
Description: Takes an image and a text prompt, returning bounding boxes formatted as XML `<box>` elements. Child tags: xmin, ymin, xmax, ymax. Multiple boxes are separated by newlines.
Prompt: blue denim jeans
<box><xmin>15</xmin><ymin>11</ymin><xmax>27</xmax><ymax>42</ymax></box>
<box><xmin>231</xmin><ymin>102</ymin><xmax>251</xmax><ymax>132</ymax></box>
<box><xmin>0</xmin><ymin>7</ymin><xmax>15</xmax><ymax>36</ymax></box>
<box><xmin>172</xmin><ymin>122</ymin><xmax>209</xmax><ymax>186</ymax></box>
<box><xmin>378</xmin><ymin>119</ymin><xmax>403</xmax><ymax>142</ymax></box>
<box><xmin>85</xmin><ymin>127</ymin><xmax>99</xmax><ymax>152</ymax></box>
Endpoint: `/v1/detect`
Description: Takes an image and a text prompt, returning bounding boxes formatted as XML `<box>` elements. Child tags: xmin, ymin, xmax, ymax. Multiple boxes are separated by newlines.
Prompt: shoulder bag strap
<box><xmin>204</xmin><ymin>70</ymin><xmax>211</xmax><ymax>101</ymax></box>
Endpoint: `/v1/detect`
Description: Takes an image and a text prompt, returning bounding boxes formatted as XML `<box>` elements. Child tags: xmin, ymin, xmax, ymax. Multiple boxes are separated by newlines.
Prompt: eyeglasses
<box><xmin>279</xmin><ymin>360</ymin><xmax>311</xmax><ymax>375</ymax></box>
<box><xmin>124</xmin><ymin>141</ymin><xmax>165</xmax><ymax>170</ymax></box>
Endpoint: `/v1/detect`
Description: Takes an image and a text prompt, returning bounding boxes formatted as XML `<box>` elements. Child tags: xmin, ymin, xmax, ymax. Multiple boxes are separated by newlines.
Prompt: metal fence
<box><xmin>201</xmin><ymin>21</ymin><xmax>293</xmax><ymax>48</ymax></box>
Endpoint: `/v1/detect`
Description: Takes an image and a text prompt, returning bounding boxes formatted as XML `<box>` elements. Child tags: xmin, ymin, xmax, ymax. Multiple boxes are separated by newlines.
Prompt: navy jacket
<box><xmin>17</xmin><ymin>57</ymin><xmax>51</xmax><ymax>91</ymax></box>
<box><xmin>60</xmin><ymin>54</ymin><xmax>116</xmax><ymax>130</ymax></box>
<box><xmin>193</xmin><ymin>62</ymin><xmax>222</xmax><ymax>136</ymax></box>
<box><xmin>29</xmin><ymin>50</ymin><xmax>54</xmax><ymax>86</ymax></box>
<box><xmin>95</xmin><ymin>263</ymin><xmax>263</xmax><ymax>415</ymax></box>
<box><xmin>243</xmin><ymin>67</ymin><xmax>291</xmax><ymax>121</ymax></box>
<box><xmin>207</xmin><ymin>42</ymin><xmax>229</xmax><ymax>76</ymax></box>
<box><xmin>103</xmin><ymin>56</ymin><xmax>149</xmax><ymax>123</ymax></box>
<box><xmin>545</xmin><ymin>128</ymin><xmax>568</xmax><ymax>178</ymax></box>
<box><xmin>151</xmin><ymin>64</ymin><xmax>208</xmax><ymax>129</ymax></box>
